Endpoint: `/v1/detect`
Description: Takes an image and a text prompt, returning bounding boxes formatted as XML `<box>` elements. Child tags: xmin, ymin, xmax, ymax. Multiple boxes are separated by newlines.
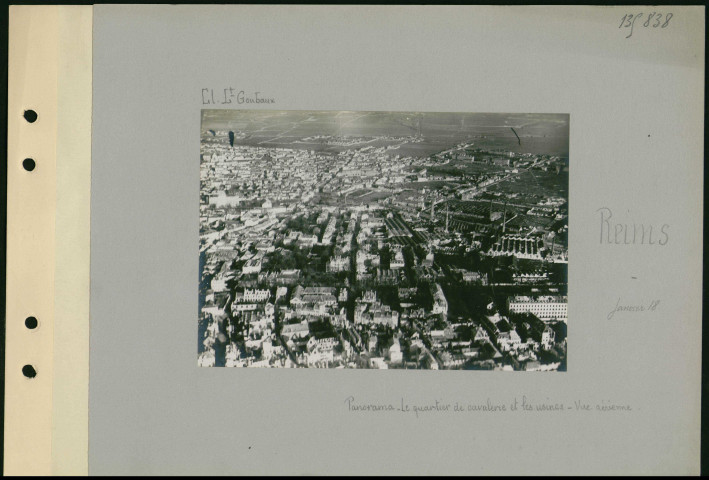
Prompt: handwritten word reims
<box><xmin>597</xmin><ymin>207</ymin><xmax>669</xmax><ymax>246</ymax></box>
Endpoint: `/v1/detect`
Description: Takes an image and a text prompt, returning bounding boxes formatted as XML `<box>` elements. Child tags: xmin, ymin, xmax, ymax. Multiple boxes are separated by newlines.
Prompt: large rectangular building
<box><xmin>507</xmin><ymin>295</ymin><xmax>567</xmax><ymax>322</ymax></box>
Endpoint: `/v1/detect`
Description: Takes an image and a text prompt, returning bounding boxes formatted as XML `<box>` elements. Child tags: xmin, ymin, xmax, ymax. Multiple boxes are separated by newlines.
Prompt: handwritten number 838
<box><xmin>619</xmin><ymin>12</ymin><xmax>672</xmax><ymax>38</ymax></box>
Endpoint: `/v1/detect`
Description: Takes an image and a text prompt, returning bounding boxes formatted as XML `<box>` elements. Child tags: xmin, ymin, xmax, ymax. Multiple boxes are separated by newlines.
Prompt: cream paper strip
<box><xmin>53</xmin><ymin>5</ymin><xmax>92</xmax><ymax>476</ymax></box>
<box><xmin>5</xmin><ymin>5</ymin><xmax>92</xmax><ymax>476</ymax></box>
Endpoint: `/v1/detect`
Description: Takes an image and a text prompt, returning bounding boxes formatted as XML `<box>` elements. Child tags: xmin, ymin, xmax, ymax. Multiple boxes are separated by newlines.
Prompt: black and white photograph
<box><xmin>198</xmin><ymin>110</ymin><xmax>569</xmax><ymax>370</ymax></box>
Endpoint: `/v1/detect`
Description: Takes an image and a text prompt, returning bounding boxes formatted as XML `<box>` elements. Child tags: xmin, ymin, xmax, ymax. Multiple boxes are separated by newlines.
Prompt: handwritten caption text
<box><xmin>345</xmin><ymin>396</ymin><xmax>632</xmax><ymax>418</ymax></box>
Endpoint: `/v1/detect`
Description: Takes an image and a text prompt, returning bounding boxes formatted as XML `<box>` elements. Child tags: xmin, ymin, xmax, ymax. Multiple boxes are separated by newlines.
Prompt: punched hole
<box><xmin>25</xmin><ymin>316</ymin><xmax>38</xmax><ymax>329</ymax></box>
<box><xmin>22</xmin><ymin>158</ymin><xmax>36</xmax><ymax>171</ymax></box>
<box><xmin>23</xmin><ymin>110</ymin><xmax>38</xmax><ymax>123</ymax></box>
<box><xmin>22</xmin><ymin>365</ymin><xmax>37</xmax><ymax>378</ymax></box>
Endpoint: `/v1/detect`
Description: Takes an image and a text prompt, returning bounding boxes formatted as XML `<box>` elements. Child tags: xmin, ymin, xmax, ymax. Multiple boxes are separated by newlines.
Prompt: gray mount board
<box><xmin>89</xmin><ymin>5</ymin><xmax>702</xmax><ymax>475</ymax></box>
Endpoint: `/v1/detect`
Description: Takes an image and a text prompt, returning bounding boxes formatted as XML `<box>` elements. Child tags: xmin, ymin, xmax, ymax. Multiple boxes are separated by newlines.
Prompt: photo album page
<box><xmin>4</xmin><ymin>4</ymin><xmax>704</xmax><ymax>476</ymax></box>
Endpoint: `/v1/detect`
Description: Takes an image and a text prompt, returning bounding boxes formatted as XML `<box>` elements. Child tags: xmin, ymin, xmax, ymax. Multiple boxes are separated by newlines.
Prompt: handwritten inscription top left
<box><xmin>202</xmin><ymin>88</ymin><xmax>276</xmax><ymax>105</ymax></box>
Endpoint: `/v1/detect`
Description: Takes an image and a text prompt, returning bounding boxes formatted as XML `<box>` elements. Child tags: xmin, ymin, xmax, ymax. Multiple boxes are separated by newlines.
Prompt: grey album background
<box><xmin>89</xmin><ymin>5</ymin><xmax>703</xmax><ymax>475</ymax></box>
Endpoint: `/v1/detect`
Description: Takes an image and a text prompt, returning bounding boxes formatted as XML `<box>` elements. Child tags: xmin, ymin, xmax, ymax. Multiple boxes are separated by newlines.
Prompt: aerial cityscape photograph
<box><xmin>199</xmin><ymin>110</ymin><xmax>569</xmax><ymax>371</ymax></box>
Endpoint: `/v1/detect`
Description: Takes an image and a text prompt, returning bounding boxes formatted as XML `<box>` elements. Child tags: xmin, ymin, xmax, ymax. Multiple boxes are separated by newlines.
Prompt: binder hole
<box><xmin>22</xmin><ymin>158</ymin><xmax>36</xmax><ymax>171</ymax></box>
<box><xmin>22</xmin><ymin>365</ymin><xmax>37</xmax><ymax>378</ymax></box>
<box><xmin>25</xmin><ymin>317</ymin><xmax>38</xmax><ymax>329</ymax></box>
<box><xmin>23</xmin><ymin>110</ymin><xmax>38</xmax><ymax>123</ymax></box>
